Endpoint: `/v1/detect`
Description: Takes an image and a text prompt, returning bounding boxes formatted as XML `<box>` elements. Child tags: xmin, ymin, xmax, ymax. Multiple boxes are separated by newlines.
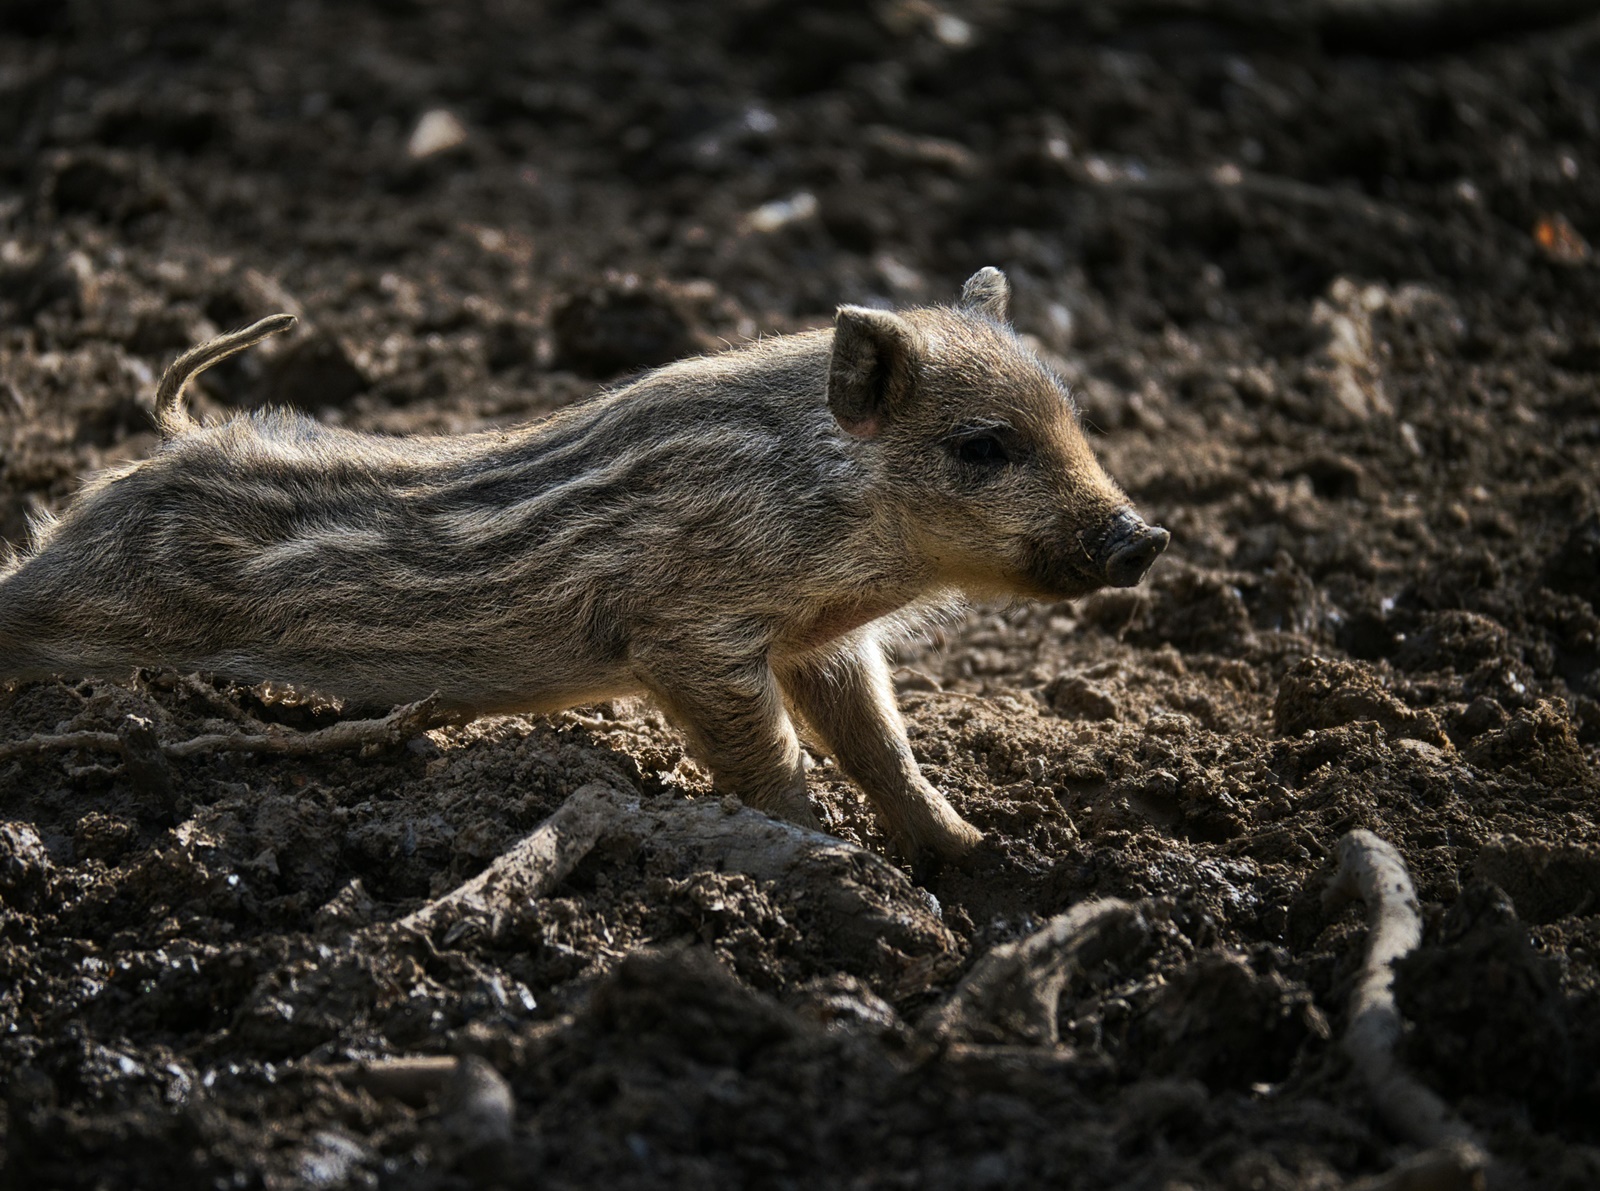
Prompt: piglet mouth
<box><xmin>1095</xmin><ymin>507</ymin><xmax>1170</xmax><ymax>588</ymax></box>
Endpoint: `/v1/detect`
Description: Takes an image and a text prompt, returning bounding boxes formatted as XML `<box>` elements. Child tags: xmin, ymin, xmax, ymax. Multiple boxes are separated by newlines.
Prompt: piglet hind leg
<box><xmin>778</xmin><ymin>631</ymin><xmax>983</xmax><ymax>864</ymax></box>
<box><xmin>633</xmin><ymin>640</ymin><xmax>819</xmax><ymax>830</ymax></box>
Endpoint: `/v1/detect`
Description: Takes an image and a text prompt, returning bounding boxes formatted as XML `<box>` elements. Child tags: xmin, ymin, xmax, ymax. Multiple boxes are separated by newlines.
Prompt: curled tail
<box><xmin>154</xmin><ymin>313</ymin><xmax>297</xmax><ymax>438</ymax></box>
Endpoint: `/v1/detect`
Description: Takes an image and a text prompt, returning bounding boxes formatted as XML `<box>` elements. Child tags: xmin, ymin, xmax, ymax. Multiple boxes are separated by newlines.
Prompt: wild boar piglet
<box><xmin>0</xmin><ymin>268</ymin><xmax>1168</xmax><ymax>862</ymax></box>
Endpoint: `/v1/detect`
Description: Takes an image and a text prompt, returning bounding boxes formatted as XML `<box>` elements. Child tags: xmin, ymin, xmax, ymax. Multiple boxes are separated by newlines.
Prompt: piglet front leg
<box><xmin>779</xmin><ymin>631</ymin><xmax>982</xmax><ymax>863</ymax></box>
<box><xmin>633</xmin><ymin>637</ymin><xmax>819</xmax><ymax>830</ymax></box>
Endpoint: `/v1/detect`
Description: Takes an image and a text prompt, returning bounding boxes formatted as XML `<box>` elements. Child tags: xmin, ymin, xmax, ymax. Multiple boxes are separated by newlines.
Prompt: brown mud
<box><xmin>3</xmin><ymin>2</ymin><xmax>1600</xmax><ymax>1187</ymax></box>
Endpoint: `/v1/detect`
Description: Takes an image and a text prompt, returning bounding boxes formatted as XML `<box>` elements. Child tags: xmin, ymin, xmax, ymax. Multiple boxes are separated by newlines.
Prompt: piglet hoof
<box><xmin>740</xmin><ymin>788</ymin><xmax>824</xmax><ymax>834</ymax></box>
<box><xmin>942</xmin><ymin>818</ymin><xmax>986</xmax><ymax>858</ymax></box>
<box><xmin>904</xmin><ymin>832</ymin><xmax>990</xmax><ymax>886</ymax></box>
<box><xmin>894</xmin><ymin>815</ymin><xmax>985</xmax><ymax>878</ymax></box>
<box><xmin>787</xmin><ymin>802</ymin><xmax>825</xmax><ymax>833</ymax></box>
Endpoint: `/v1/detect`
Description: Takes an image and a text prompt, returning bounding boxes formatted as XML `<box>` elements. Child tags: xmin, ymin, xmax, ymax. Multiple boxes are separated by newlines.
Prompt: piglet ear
<box><xmin>959</xmin><ymin>266</ymin><xmax>1010</xmax><ymax>323</ymax></box>
<box><xmin>827</xmin><ymin>306</ymin><xmax>921</xmax><ymax>437</ymax></box>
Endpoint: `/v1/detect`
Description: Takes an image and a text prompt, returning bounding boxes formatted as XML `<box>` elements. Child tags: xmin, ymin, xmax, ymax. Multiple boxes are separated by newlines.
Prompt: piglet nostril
<box><xmin>1104</xmin><ymin>526</ymin><xmax>1170</xmax><ymax>588</ymax></box>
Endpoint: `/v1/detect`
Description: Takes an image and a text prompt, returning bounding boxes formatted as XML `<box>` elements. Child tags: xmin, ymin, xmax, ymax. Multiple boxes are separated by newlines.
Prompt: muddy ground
<box><xmin>3</xmin><ymin>1</ymin><xmax>1600</xmax><ymax>1187</ymax></box>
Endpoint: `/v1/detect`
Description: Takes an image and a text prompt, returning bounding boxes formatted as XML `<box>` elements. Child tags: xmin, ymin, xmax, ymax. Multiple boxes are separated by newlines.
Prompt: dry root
<box><xmin>385</xmin><ymin>782</ymin><xmax>955</xmax><ymax>973</ymax></box>
<box><xmin>1077</xmin><ymin>161</ymin><xmax>1421</xmax><ymax>237</ymax></box>
<box><xmin>0</xmin><ymin>695</ymin><xmax>444</xmax><ymax>768</ymax></box>
<box><xmin>329</xmin><ymin>1055</ymin><xmax>461</xmax><ymax>1105</ymax></box>
<box><xmin>922</xmin><ymin>898</ymin><xmax>1152</xmax><ymax>1046</ymax></box>
<box><xmin>1013</xmin><ymin>0</ymin><xmax>1595</xmax><ymax>51</ymax></box>
<box><xmin>1347</xmin><ymin>1141</ymin><xmax>1488</xmax><ymax>1191</ymax></box>
<box><xmin>1324</xmin><ymin>830</ymin><xmax>1485</xmax><ymax>1161</ymax></box>
<box><xmin>624</xmin><ymin>793</ymin><xmax>958</xmax><ymax>980</ymax></box>
<box><xmin>393</xmin><ymin>781</ymin><xmax>625</xmax><ymax>944</ymax></box>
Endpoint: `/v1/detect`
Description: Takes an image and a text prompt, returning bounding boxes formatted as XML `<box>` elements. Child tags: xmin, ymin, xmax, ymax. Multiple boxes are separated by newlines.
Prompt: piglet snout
<box><xmin>1099</xmin><ymin>508</ymin><xmax>1170</xmax><ymax>588</ymax></box>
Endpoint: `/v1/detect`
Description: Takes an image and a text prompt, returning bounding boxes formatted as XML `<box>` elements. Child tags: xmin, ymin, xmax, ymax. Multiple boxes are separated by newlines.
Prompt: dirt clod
<box><xmin>0</xmin><ymin>820</ymin><xmax>52</xmax><ymax>899</ymax></box>
<box><xmin>1395</xmin><ymin>881</ymin><xmax>1574</xmax><ymax>1123</ymax></box>
<box><xmin>1130</xmin><ymin>950</ymin><xmax>1328</xmax><ymax>1090</ymax></box>
<box><xmin>551</xmin><ymin>276</ymin><xmax>702</xmax><ymax>377</ymax></box>
<box><xmin>256</xmin><ymin>330</ymin><xmax>367</xmax><ymax>410</ymax></box>
<box><xmin>1275</xmin><ymin>657</ymin><xmax>1446</xmax><ymax>745</ymax></box>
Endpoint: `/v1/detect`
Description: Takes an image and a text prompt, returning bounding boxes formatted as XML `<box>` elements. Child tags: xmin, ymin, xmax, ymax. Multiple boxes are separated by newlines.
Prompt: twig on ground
<box><xmin>0</xmin><ymin>728</ymin><xmax>123</xmax><ymax>763</ymax></box>
<box><xmin>327</xmin><ymin>1055</ymin><xmax>461</xmax><ymax>1104</ymax></box>
<box><xmin>921</xmin><ymin>898</ymin><xmax>1152</xmax><ymax>1046</ymax></box>
<box><xmin>1007</xmin><ymin>0</ymin><xmax>1597</xmax><ymax>52</ymax></box>
<box><xmin>393</xmin><ymin>781</ymin><xmax>628</xmax><ymax>944</ymax></box>
<box><xmin>382</xmin><ymin>781</ymin><xmax>956</xmax><ymax>980</ymax></box>
<box><xmin>1347</xmin><ymin>1140</ymin><xmax>1488</xmax><ymax>1191</ymax></box>
<box><xmin>0</xmin><ymin>695</ymin><xmax>444</xmax><ymax>766</ymax></box>
<box><xmin>1077</xmin><ymin>162</ymin><xmax>1422</xmax><ymax>237</ymax></box>
<box><xmin>608</xmin><ymin>789</ymin><xmax>959</xmax><ymax>980</ymax></box>
<box><xmin>164</xmin><ymin>695</ymin><xmax>443</xmax><ymax>757</ymax></box>
<box><xmin>1324</xmin><ymin>830</ymin><xmax>1486</xmax><ymax>1159</ymax></box>
<box><xmin>176</xmin><ymin>672</ymin><xmax>262</xmax><ymax>726</ymax></box>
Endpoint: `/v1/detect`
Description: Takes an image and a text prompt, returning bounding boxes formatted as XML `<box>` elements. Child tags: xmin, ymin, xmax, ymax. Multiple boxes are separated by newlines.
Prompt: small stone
<box><xmin>1534</xmin><ymin>213</ymin><xmax>1589</xmax><ymax>265</ymax></box>
<box><xmin>1396</xmin><ymin>738</ymin><xmax>1447</xmax><ymax>765</ymax></box>
<box><xmin>407</xmin><ymin>108</ymin><xmax>469</xmax><ymax>160</ymax></box>
<box><xmin>295</xmin><ymin>1130</ymin><xmax>370</xmax><ymax>1188</ymax></box>
<box><xmin>793</xmin><ymin>974</ymin><xmax>906</xmax><ymax>1038</ymax></box>
<box><xmin>0</xmin><ymin>821</ymin><xmax>52</xmax><ymax>899</ymax></box>
<box><xmin>931</xmin><ymin>11</ymin><xmax>973</xmax><ymax>46</ymax></box>
<box><xmin>313</xmin><ymin>878</ymin><xmax>379</xmax><ymax>931</ymax></box>
<box><xmin>1457</xmin><ymin>695</ymin><xmax>1508</xmax><ymax>739</ymax></box>
<box><xmin>1305</xmin><ymin>277</ymin><xmax>1393</xmax><ymax>422</ymax></box>
<box><xmin>746</xmin><ymin>191</ymin><xmax>818</xmax><ymax>233</ymax></box>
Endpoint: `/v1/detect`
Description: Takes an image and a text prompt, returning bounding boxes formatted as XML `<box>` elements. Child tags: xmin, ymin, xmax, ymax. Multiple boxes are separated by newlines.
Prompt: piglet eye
<box><xmin>956</xmin><ymin>435</ymin><xmax>1010</xmax><ymax>467</ymax></box>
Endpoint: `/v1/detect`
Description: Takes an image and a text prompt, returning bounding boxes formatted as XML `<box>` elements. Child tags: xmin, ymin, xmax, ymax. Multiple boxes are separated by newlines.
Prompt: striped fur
<box><xmin>0</xmin><ymin>270</ymin><xmax>1163</xmax><ymax>861</ymax></box>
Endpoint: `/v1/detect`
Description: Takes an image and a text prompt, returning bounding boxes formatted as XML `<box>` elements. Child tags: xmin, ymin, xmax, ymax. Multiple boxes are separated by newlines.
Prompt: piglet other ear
<box><xmin>828</xmin><ymin>306</ymin><xmax>921</xmax><ymax>437</ymax></box>
<box><xmin>959</xmin><ymin>266</ymin><xmax>1010</xmax><ymax>323</ymax></box>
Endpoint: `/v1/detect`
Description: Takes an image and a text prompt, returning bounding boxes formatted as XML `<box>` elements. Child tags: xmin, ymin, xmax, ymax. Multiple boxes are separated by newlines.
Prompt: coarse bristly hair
<box><xmin>0</xmin><ymin>268</ymin><xmax>1168</xmax><ymax>863</ymax></box>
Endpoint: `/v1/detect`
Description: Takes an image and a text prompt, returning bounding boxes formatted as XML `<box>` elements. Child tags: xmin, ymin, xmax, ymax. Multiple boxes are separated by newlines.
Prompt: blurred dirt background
<box><xmin>3</xmin><ymin>1</ymin><xmax>1600</xmax><ymax>1187</ymax></box>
